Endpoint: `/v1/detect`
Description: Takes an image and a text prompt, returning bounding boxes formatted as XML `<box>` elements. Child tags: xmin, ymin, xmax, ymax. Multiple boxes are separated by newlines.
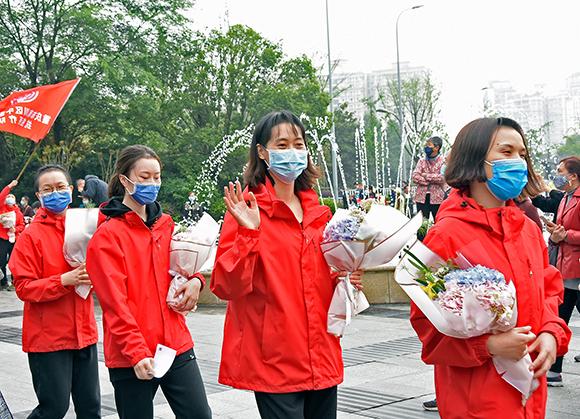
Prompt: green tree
<box><xmin>558</xmin><ymin>133</ymin><xmax>580</xmax><ymax>158</ymax></box>
<box><xmin>375</xmin><ymin>73</ymin><xmax>447</xmax><ymax>184</ymax></box>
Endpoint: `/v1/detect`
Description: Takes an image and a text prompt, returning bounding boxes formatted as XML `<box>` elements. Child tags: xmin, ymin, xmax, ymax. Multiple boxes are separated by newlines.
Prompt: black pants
<box><xmin>27</xmin><ymin>344</ymin><xmax>101</xmax><ymax>419</ymax></box>
<box><xmin>254</xmin><ymin>386</ymin><xmax>337</xmax><ymax>419</ymax></box>
<box><xmin>550</xmin><ymin>288</ymin><xmax>580</xmax><ymax>373</ymax></box>
<box><xmin>109</xmin><ymin>349</ymin><xmax>211</xmax><ymax>419</ymax></box>
<box><xmin>415</xmin><ymin>194</ymin><xmax>440</xmax><ymax>221</ymax></box>
<box><xmin>0</xmin><ymin>238</ymin><xmax>13</xmax><ymax>286</ymax></box>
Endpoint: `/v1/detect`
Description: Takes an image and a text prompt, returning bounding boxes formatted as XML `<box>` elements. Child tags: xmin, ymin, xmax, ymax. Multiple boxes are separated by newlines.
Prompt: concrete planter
<box><xmin>197</xmin><ymin>266</ymin><xmax>410</xmax><ymax>305</ymax></box>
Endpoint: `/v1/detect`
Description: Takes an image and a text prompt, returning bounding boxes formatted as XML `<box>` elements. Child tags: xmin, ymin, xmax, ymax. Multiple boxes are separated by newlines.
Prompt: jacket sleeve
<box><xmin>8</xmin><ymin>232</ymin><xmax>72</xmax><ymax>303</ymax></box>
<box><xmin>0</xmin><ymin>186</ymin><xmax>11</xmax><ymax>203</ymax></box>
<box><xmin>210</xmin><ymin>212</ymin><xmax>260</xmax><ymax>300</ymax></box>
<box><xmin>86</xmin><ymin>229</ymin><xmax>152</xmax><ymax>366</ymax></box>
<box><xmin>410</xmin><ymin>226</ymin><xmax>492</xmax><ymax>367</ymax></box>
<box><xmin>412</xmin><ymin>160</ymin><xmax>429</xmax><ymax>186</ymax></box>
<box><xmin>190</xmin><ymin>272</ymin><xmax>206</xmax><ymax>290</ymax></box>
<box><xmin>531</xmin><ymin>190</ymin><xmax>563</xmax><ymax>214</ymax></box>
<box><xmin>14</xmin><ymin>208</ymin><xmax>25</xmax><ymax>236</ymax></box>
<box><xmin>565</xmin><ymin>227</ymin><xmax>580</xmax><ymax>245</ymax></box>
<box><xmin>537</xmin><ymin>238</ymin><xmax>571</xmax><ymax>356</ymax></box>
<box><xmin>425</xmin><ymin>172</ymin><xmax>445</xmax><ymax>184</ymax></box>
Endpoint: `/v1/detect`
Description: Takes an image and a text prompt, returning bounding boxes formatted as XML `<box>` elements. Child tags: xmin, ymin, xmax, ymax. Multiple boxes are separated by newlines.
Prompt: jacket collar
<box><xmin>437</xmin><ymin>189</ymin><xmax>526</xmax><ymax>238</ymax></box>
<box><xmin>247</xmin><ymin>178</ymin><xmax>330</xmax><ymax>228</ymax></box>
<box><xmin>561</xmin><ymin>187</ymin><xmax>579</xmax><ymax>218</ymax></box>
<box><xmin>32</xmin><ymin>207</ymin><xmax>65</xmax><ymax>231</ymax></box>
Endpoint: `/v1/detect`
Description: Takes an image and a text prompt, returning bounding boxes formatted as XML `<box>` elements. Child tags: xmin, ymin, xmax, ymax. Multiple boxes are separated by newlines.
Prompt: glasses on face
<box><xmin>39</xmin><ymin>185</ymin><xmax>70</xmax><ymax>195</ymax></box>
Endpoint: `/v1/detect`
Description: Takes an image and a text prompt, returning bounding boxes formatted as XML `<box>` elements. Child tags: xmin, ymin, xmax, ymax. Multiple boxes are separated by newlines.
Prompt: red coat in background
<box><xmin>412</xmin><ymin>155</ymin><xmax>447</xmax><ymax>205</ymax></box>
<box><xmin>86</xmin><ymin>200</ymin><xmax>203</xmax><ymax>368</ymax></box>
<box><xmin>8</xmin><ymin>208</ymin><xmax>98</xmax><ymax>352</ymax></box>
<box><xmin>0</xmin><ymin>185</ymin><xmax>25</xmax><ymax>241</ymax></box>
<box><xmin>555</xmin><ymin>187</ymin><xmax>580</xmax><ymax>280</ymax></box>
<box><xmin>211</xmin><ymin>179</ymin><xmax>343</xmax><ymax>393</ymax></box>
<box><xmin>410</xmin><ymin>190</ymin><xmax>571</xmax><ymax>419</ymax></box>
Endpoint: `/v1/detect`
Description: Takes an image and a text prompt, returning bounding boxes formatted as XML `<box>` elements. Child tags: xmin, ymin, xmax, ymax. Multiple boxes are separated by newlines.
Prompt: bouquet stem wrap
<box><xmin>327</xmin><ymin>273</ymin><xmax>370</xmax><ymax>336</ymax></box>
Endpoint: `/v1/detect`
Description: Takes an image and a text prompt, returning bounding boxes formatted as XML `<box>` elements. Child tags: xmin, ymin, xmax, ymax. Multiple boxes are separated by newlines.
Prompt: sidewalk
<box><xmin>1</xmin><ymin>291</ymin><xmax>579</xmax><ymax>418</ymax></box>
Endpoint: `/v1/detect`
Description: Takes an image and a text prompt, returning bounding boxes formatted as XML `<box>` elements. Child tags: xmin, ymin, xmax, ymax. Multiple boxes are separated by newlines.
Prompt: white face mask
<box><xmin>5</xmin><ymin>197</ymin><xmax>16</xmax><ymax>206</ymax></box>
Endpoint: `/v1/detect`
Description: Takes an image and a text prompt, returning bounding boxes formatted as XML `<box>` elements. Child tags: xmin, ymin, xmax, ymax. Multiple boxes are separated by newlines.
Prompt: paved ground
<box><xmin>1</xmin><ymin>291</ymin><xmax>580</xmax><ymax>418</ymax></box>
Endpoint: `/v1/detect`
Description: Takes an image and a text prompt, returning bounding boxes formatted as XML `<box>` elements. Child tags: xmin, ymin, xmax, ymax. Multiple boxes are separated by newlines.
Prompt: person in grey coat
<box><xmin>83</xmin><ymin>175</ymin><xmax>109</xmax><ymax>206</ymax></box>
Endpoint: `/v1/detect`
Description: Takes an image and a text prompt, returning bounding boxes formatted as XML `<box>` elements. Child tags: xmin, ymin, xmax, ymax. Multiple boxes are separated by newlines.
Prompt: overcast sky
<box><xmin>186</xmin><ymin>0</ymin><xmax>580</xmax><ymax>139</ymax></box>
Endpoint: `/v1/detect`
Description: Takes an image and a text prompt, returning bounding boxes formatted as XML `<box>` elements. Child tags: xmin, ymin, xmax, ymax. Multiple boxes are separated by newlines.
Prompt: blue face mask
<box><xmin>553</xmin><ymin>174</ymin><xmax>570</xmax><ymax>190</ymax></box>
<box><xmin>266</xmin><ymin>149</ymin><xmax>309</xmax><ymax>184</ymax></box>
<box><xmin>485</xmin><ymin>158</ymin><xmax>528</xmax><ymax>201</ymax></box>
<box><xmin>40</xmin><ymin>190</ymin><xmax>71</xmax><ymax>213</ymax></box>
<box><xmin>424</xmin><ymin>146</ymin><xmax>434</xmax><ymax>158</ymax></box>
<box><xmin>124</xmin><ymin>177</ymin><xmax>160</xmax><ymax>205</ymax></box>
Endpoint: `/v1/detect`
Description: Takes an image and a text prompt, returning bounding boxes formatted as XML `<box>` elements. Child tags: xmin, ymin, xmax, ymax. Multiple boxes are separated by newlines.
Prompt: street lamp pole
<box><xmin>325</xmin><ymin>0</ymin><xmax>339</xmax><ymax>202</ymax></box>
<box><xmin>395</xmin><ymin>4</ymin><xmax>423</xmax><ymax>187</ymax></box>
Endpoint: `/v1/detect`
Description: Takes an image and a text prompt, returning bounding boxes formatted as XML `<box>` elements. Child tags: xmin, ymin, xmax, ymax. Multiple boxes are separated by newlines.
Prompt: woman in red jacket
<box><xmin>9</xmin><ymin>165</ymin><xmax>100</xmax><ymax>418</ymax></box>
<box><xmin>547</xmin><ymin>156</ymin><xmax>580</xmax><ymax>385</ymax></box>
<box><xmin>211</xmin><ymin>110</ymin><xmax>362</xmax><ymax>419</ymax></box>
<box><xmin>86</xmin><ymin>145</ymin><xmax>211</xmax><ymax>419</ymax></box>
<box><xmin>411</xmin><ymin>117</ymin><xmax>571</xmax><ymax>419</ymax></box>
<box><xmin>0</xmin><ymin>179</ymin><xmax>25</xmax><ymax>290</ymax></box>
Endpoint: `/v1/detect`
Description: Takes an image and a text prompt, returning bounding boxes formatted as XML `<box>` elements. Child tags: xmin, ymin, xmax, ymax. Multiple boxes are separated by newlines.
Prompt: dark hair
<box><xmin>560</xmin><ymin>156</ymin><xmax>580</xmax><ymax>179</ymax></box>
<box><xmin>31</xmin><ymin>201</ymin><xmax>41</xmax><ymax>209</ymax></box>
<box><xmin>243</xmin><ymin>110</ymin><xmax>320</xmax><ymax>190</ymax></box>
<box><xmin>429</xmin><ymin>136</ymin><xmax>443</xmax><ymax>149</ymax></box>
<box><xmin>445</xmin><ymin>117</ymin><xmax>542</xmax><ymax>197</ymax></box>
<box><xmin>34</xmin><ymin>164</ymin><xmax>72</xmax><ymax>191</ymax></box>
<box><xmin>109</xmin><ymin>145</ymin><xmax>162</xmax><ymax>197</ymax></box>
<box><xmin>21</xmin><ymin>195</ymin><xmax>29</xmax><ymax>202</ymax></box>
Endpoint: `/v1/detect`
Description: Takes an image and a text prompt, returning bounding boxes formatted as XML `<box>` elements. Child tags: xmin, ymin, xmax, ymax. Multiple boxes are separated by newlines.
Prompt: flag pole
<box><xmin>16</xmin><ymin>142</ymin><xmax>41</xmax><ymax>181</ymax></box>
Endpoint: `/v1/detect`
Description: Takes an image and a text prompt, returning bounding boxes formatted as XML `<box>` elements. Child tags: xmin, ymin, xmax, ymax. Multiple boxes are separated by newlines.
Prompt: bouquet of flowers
<box><xmin>321</xmin><ymin>204</ymin><xmax>423</xmax><ymax>336</ymax></box>
<box><xmin>63</xmin><ymin>208</ymin><xmax>100</xmax><ymax>299</ymax></box>
<box><xmin>0</xmin><ymin>211</ymin><xmax>16</xmax><ymax>243</ymax></box>
<box><xmin>395</xmin><ymin>239</ymin><xmax>536</xmax><ymax>401</ymax></box>
<box><xmin>167</xmin><ymin>213</ymin><xmax>220</xmax><ymax>314</ymax></box>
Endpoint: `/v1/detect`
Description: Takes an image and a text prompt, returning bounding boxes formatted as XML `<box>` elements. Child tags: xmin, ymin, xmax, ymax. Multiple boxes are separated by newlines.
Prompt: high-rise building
<box><xmin>484</xmin><ymin>76</ymin><xmax>580</xmax><ymax>144</ymax></box>
<box><xmin>333</xmin><ymin>62</ymin><xmax>429</xmax><ymax>119</ymax></box>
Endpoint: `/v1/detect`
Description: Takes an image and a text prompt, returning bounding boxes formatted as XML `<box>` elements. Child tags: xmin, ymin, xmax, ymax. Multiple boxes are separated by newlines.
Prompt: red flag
<box><xmin>0</xmin><ymin>78</ymin><xmax>80</xmax><ymax>143</ymax></box>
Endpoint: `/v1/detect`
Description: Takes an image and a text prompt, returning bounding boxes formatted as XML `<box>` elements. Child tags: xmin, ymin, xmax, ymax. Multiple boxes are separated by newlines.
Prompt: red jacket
<box><xmin>8</xmin><ymin>208</ymin><xmax>98</xmax><ymax>352</ymax></box>
<box><xmin>211</xmin><ymin>180</ymin><xmax>343</xmax><ymax>392</ymax></box>
<box><xmin>86</xmin><ymin>200</ymin><xmax>203</xmax><ymax>368</ymax></box>
<box><xmin>555</xmin><ymin>187</ymin><xmax>580</xmax><ymax>280</ymax></box>
<box><xmin>0</xmin><ymin>186</ymin><xmax>25</xmax><ymax>241</ymax></box>
<box><xmin>410</xmin><ymin>190</ymin><xmax>571</xmax><ymax>419</ymax></box>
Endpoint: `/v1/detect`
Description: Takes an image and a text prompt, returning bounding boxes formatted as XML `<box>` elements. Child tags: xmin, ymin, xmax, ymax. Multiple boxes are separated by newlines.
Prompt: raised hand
<box><xmin>224</xmin><ymin>180</ymin><xmax>260</xmax><ymax>230</ymax></box>
<box><xmin>8</xmin><ymin>180</ymin><xmax>18</xmax><ymax>189</ymax></box>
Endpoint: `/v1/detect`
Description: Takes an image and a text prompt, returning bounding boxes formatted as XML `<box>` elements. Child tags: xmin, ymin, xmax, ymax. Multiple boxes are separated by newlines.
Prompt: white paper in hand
<box><xmin>153</xmin><ymin>344</ymin><xmax>176</xmax><ymax>378</ymax></box>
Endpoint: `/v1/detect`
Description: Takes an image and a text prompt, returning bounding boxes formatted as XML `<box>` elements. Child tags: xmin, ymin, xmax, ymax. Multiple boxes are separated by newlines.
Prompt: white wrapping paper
<box><xmin>167</xmin><ymin>213</ymin><xmax>220</xmax><ymax>311</ymax></box>
<box><xmin>63</xmin><ymin>208</ymin><xmax>99</xmax><ymax>299</ymax></box>
<box><xmin>0</xmin><ymin>211</ymin><xmax>16</xmax><ymax>243</ymax></box>
<box><xmin>322</xmin><ymin>205</ymin><xmax>423</xmax><ymax>336</ymax></box>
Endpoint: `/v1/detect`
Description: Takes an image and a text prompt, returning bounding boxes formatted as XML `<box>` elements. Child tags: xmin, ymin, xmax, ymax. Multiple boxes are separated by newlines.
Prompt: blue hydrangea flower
<box><xmin>443</xmin><ymin>265</ymin><xmax>505</xmax><ymax>286</ymax></box>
